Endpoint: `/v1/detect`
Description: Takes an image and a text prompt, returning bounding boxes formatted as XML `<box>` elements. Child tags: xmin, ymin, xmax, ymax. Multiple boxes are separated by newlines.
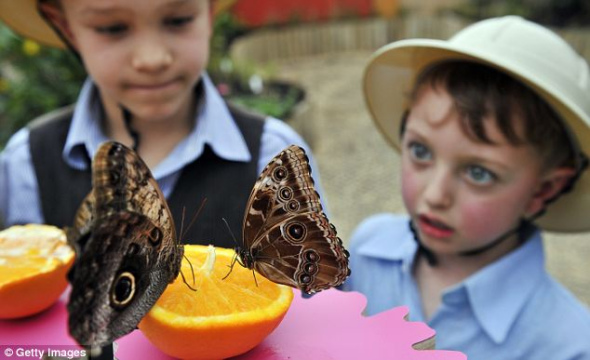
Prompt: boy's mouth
<box><xmin>417</xmin><ymin>214</ymin><xmax>454</xmax><ymax>239</ymax></box>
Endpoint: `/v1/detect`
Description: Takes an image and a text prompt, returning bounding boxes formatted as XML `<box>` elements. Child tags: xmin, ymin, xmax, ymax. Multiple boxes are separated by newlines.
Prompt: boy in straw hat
<box><xmin>344</xmin><ymin>16</ymin><xmax>590</xmax><ymax>359</ymax></box>
<box><xmin>0</xmin><ymin>0</ymin><xmax>323</xmax><ymax>245</ymax></box>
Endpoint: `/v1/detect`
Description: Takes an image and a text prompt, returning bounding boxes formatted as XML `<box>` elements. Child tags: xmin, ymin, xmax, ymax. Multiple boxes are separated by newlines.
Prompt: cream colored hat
<box><xmin>0</xmin><ymin>0</ymin><xmax>236</xmax><ymax>48</ymax></box>
<box><xmin>364</xmin><ymin>15</ymin><xmax>590</xmax><ymax>232</ymax></box>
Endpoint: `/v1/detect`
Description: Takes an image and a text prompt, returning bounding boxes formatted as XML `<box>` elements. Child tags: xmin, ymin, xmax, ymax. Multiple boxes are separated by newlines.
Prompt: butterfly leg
<box><xmin>179</xmin><ymin>253</ymin><xmax>198</xmax><ymax>291</ymax></box>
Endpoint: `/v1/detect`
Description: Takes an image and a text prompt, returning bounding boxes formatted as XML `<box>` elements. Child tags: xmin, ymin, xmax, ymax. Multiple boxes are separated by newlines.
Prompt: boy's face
<box><xmin>52</xmin><ymin>0</ymin><xmax>212</xmax><ymax>122</ymax></box>
<box><xmin>400</xmin><ymin>85</ymin><xmax>549</xmax><ymax>259</ymax></box>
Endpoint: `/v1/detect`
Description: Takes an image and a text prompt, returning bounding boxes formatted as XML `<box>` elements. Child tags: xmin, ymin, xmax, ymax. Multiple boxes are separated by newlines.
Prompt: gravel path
<box><xmin>275</xmin><ymin>51</ymin><xmax>590</xmax><ymax>306</ymax></box>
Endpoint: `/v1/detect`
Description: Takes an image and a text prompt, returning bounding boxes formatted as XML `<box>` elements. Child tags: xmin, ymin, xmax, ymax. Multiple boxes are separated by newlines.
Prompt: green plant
<box><xmin>0</xmin><ymin>24</ymin><xmax>86</xmax><ymax>149</ymax></box>
<box><xmin>0</xmin><ymin>11</ymin><xmax>304</xmax><ymax>150</ymax></box>
<box><xmin>229</xmin><ymin>84</ymin><xmax>303</xmax><ymax>119</ymax></box>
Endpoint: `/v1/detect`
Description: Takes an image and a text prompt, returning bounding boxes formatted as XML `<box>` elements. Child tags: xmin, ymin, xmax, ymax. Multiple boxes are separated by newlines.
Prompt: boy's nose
<box><xmin>131</xmin><ymin>39</ymin><xmax>173</xmax><ymax>72</ymax></box>
<box><xmin>423</xmin><ymin>169</ymin><xmax>453</xmax><ymax>209</ymax></box>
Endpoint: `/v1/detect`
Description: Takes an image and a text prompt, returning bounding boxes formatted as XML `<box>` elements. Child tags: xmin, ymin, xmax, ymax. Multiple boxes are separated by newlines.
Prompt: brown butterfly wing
<box><xmin>91</xmin><ymin>141</ymin><xmax>176</xmax><ymax>240</ymax></box>
<box><xmin>242</xmin><ymin>145</ymin><xmax>350</xmax><ymax>294</ymax></box>
<box><xmin>67</xmin><ymin>211</ymin><xmax>181</xmax><ymax>346</ymax></box>
<box><xmin>67</xmin><ymin>141</ymin><xmax>176</xmax><ymax>254</ymax></box>
<box><xmin>67</xmin><ymin>141</ymin><xmax>182</xmax><ymax>348</ymax></box>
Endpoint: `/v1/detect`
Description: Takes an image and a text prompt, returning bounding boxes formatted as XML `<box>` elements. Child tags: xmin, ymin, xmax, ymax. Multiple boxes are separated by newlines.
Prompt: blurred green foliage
<box><xmin>0</xmin><ymin>24</ymin><xmax>86</xmax><ymax>149</ymax></box>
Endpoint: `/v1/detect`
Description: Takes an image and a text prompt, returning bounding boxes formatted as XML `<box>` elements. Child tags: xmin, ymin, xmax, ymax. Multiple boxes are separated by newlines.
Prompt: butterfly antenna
<box><xmin>181</xmin><ymin>198</ymin><xmax>207</xmax><ymax>242</ymax></box>
<box><xmin>221</xmin><ymin>217</ymin><xmax>240</xmax><ymax>248</ymax></box>
<box><xmin>179</xmin><ymin>206</ymin><xmax>187</xmax><ymax>243</ymax></box>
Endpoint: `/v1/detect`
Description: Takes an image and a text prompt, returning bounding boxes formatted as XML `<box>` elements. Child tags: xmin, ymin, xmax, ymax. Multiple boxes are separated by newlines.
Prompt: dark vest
<box><xmin>28</xmin><ymin>104</ymin><xmax>264</xmax><ymax>248</ymax></box>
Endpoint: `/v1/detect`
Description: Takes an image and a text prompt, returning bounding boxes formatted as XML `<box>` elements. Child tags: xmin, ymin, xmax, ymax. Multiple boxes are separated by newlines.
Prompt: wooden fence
<box><xmin>229</xmin><ymin>14</ymin><xmax>590</xmax><ymax>65</ymax></box>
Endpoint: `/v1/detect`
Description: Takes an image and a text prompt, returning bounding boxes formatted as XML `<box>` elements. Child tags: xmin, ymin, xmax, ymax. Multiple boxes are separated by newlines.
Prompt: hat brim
<box><xmin>0</xmin><ymin>0</ymin><xmax>236</xmax><ymax>49</ymax></box>
<box><xmin>364</xmin><ymin>39</ymin><xmax>590</xmax><ymax>232</ymax></box>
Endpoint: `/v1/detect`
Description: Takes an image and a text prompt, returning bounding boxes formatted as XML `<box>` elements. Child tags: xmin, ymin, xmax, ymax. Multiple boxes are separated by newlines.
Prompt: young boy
<box><xmin>345</xmin><ymin>16</ymin><xmax>590</xmax><ymax>359</ymax></box>
<box><xmin>0</xmin><ymin>0</ymin><xmax>324</xmax><ymax>247</ymax></box>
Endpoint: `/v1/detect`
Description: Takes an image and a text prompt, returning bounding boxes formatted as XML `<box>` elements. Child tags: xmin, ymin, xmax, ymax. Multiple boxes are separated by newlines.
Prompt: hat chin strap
<box><xmin>37</xmin><ymin>1</ymin><xmax>82</xmax><ymax>61</ymax></box>
<box><xmin>409</xmin><ymin>218</ymin><xmax>536</xmax><ymax>267</ymax></box>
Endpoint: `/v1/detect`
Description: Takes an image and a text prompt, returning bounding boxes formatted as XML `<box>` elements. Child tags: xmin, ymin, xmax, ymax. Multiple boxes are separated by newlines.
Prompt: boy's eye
<box><xmin>465</xmin><ymin>165</ymin><xmax>496</xmax><ymax>185</ymax></box>
<box><xmin>95</xmin><ymin>23</ymin><xmax>128</xmax><ymax>35</ymax></box>
<box><xmin>164</xmin><ymin>16</ymin><xmax>194</xmax><ymax>28</ymax></box>
<box><xmin>408</xmin><ymin>142</ymin><xmax>432</xmax><ymax>162</ymax></box>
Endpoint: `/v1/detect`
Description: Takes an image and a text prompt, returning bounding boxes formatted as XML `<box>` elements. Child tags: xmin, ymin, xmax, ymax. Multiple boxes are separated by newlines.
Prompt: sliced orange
<box><xmin>0</xmin><ymin>224</ymin><xmax>74</xmax><ymax>319</ymax></box>
<box><xmin>139</xmin><ymin>245</ymin><xmax>294</xmax><ymax>360</ymax></box>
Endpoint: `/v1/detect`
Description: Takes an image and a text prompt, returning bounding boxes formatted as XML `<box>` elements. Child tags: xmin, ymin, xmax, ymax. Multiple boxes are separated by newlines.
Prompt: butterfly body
<box><xmin>238</xmin><ymin>145</ymin><xmax>350</xmax><ymax>294</ymax></box>
<box><xmin>66</xmin><ymin>141</ymin><xmax>182</xmax><ymax>348</ymax></box>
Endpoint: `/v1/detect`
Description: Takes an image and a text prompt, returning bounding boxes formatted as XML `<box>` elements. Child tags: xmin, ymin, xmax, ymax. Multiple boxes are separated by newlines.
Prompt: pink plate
<box><xmin>0</xmin><ymin>288</ymin><xmax>466</xmax><ymax>360</ymax></box>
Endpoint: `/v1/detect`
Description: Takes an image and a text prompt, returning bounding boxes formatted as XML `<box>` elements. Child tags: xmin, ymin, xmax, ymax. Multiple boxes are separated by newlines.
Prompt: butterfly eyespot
<box><xmin>304</xmin><ymin>263</ymin><xmax>318</xmax><ymax>275</ymax></box>
<box><xmin>111</xmin><ymin>271</ymin><xmax>135</xmax><ymax>308</ymax></box>
<box><xmin>286</xmin><ymin>222</ymin><xmax>306</xmax><ymax>242</ymax></box>
<box><xmin>278</xmin><ymin>187</ymin><xmax>293</xmax><ymax>201</ymax></box>
<box><xmin>272</xmin><ymin>166</ymin><xmax>288</xmax><ymax>182</ymax></box>
<box><xmin>299</xmin><ymin>274</ymin><xmax>312</xmax><ymax>284</ymax></box>
<box><xmin>304</xmin><ymin>249</ymin><xmax>320</xmax><ymax>262</ymax></box>
<box><xmin>286</xmin><ymin>200</ymin><xmax>300</xmax><ymax>212</ymax></box>
<box><xmin>147</xmin><ymin>227</ymin><xmax>163</xmax><ymax>246</ymax></box>
<box><xmin>126</xmin><ymin>243</ymin><xmax>140</xmax><ymax>256</ymax></box>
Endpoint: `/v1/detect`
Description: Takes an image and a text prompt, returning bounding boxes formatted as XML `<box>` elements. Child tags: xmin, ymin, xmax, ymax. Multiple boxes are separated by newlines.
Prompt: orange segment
<box><xmin>139</xmin><ymin>245</ymin><xmax>294</xmax><ymax>360</ymax></box>
<box><xmin>0</xmin><ymin>224</ymin><xmax>74</xmax><ymax>319</ymax></box>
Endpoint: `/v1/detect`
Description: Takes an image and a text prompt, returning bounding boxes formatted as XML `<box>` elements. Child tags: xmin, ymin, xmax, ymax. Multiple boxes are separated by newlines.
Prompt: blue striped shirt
<box><xmin>0</xmin><ymin>74</ymin><xmax>325</xmax><ymax>226</ymax></box>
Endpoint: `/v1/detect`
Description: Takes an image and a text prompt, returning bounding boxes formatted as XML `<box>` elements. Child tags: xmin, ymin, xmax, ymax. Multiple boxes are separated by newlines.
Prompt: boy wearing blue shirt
<box><xmin>345</xmin><ymin>16</ymin><xmax>590</xmax><ymax>359</ymax></box>
<box><xmin>0</xmin><ymin>0</ymin><xmax>324</xmax><ymax>247</ymax></box>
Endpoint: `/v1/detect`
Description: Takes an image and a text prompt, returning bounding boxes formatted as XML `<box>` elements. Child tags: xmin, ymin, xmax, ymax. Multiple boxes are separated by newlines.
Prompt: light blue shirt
<box><xmin>0</xmin><ymin>74</ymin><xmax>325</xmax><ymax>226</ymax></box>
<box><xmin>344</xmin><ymin>213</ymin><xmax>590</xmax><ymax>360</ymax></box>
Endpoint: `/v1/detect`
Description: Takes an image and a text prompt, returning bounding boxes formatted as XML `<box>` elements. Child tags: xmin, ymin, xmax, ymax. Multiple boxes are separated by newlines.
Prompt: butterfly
<box><xmin>65</xmin><ymin>141</ymin><xmax>183</xmax><ymax>348</ymax></box>
<box><xmin>233</xmin><ymin>144</ymin><xmax>350</xmax><ymax>294</ymax></box>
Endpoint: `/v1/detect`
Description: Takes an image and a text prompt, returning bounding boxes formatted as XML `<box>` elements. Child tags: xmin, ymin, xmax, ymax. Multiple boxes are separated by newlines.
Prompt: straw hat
<box><xmin>0</xmin><ymin>0</ymin><xmax>236</xmax><ymax>48</ymax></box>
<box><xmin>364</xmin><ymin>16</ymin><xmax>590</xmax><ymax>232</ymax></box>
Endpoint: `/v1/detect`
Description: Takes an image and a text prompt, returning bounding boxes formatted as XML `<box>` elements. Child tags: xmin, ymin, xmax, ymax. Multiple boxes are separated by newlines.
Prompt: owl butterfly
<box><xmin>234</xmin><ymin>145</ymin><xmax>350</xmax><ymax>294</ymax></box>
<box><xmin>65</xmin><ymin>141</ymin><xmax>183</xmax><ymax>349</ymax></box>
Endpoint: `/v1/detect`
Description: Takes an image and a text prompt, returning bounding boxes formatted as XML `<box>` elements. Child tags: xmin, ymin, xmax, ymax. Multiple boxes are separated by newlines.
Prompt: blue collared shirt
<box><xmin>0</xmin><ymin>74</ymin><xmax>325</xmax><ymax>226</ymax></box>
<box><xmin>344</xmin><ymin>213</ymin><xmax>590</xmax><ymax>360</ymax></box>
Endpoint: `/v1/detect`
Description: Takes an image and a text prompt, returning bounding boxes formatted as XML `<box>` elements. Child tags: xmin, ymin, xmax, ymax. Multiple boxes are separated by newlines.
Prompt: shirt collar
<box><xmin>62</xmin><ymin>74</ymin><xmax>251</xmax><ymax>176</ymax></box>
<box><xmin>356</xmin><ymin>217</ymin><xmax>417</xmax><ymax>263</ymax></box>
<box><xmin>355</xmin><ymin>217</ymin><xmax>547</xmax><ymax>345</ymax></box>
<box><xmin>63</xmin><ymin>79</ymin><xmax>108</xmax><ymax>170</ymax></box>
<box><xmin>462</xmin><ymin>230</ymin><xmax>546</xmax><ymax>344</ymax></box>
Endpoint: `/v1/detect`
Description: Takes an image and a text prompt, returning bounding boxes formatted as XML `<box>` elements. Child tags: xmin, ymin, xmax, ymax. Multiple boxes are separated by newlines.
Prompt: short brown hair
<box><xmin>403</xmin><ymin>61</ymin><xmax>575</xmax><ymax>170</ymax></box>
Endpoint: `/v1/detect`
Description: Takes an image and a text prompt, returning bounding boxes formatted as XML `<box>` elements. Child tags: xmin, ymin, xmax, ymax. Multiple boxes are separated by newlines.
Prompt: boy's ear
<box><xmin>38</xmin><ymin>2</ymin><xmax>78</xmax><ymax>49</ymax></box>
<box><xmin>525</xmin><ymin>167</ymin><xmax>576</xmax><ymax>217</ymax></box>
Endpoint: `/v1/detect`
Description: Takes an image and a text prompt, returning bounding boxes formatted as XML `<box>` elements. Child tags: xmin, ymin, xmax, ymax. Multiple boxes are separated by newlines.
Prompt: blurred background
<box><xmin>1</xmin><ymin>0</ymin><xmax>589</xmax><ymax>305</ymax></box>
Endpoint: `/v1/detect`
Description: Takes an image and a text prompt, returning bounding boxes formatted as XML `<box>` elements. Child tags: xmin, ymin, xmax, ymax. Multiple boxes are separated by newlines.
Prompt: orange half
<box><xmin>139</xmin><ymin>245</ymin><xmax>294</xmax><ymax>360</ymax></box>
<box><xmin>0</xmin><ymin>224</ymin><xmax>74</xmax><ymax>319</ymax></box>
